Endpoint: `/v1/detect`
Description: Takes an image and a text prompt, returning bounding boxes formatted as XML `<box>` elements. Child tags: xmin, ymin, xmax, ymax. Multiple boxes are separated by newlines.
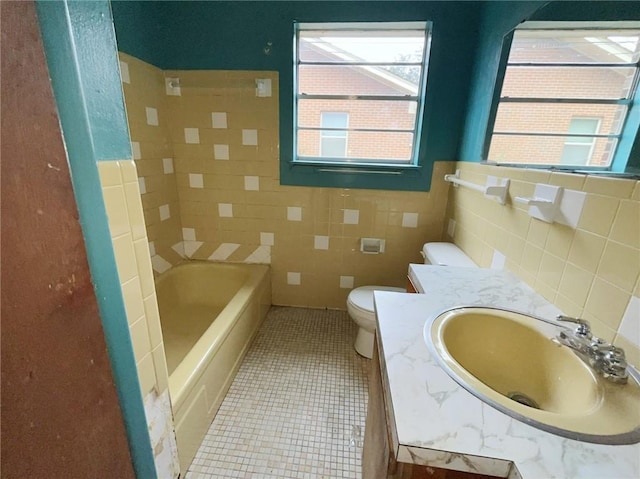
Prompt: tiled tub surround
<box><xmin>375</xmin><ymin>265</ymin><xmax>640</xmax><ymax>479</ymax></box>
<box><xmin>155</xmin><ymin>261</ymin><xmax>271</xmax><ymax>475</ymax></box>
<box><xmin>118</xmin><ymin>53</ymin><xmax>454</xmax><ymax>309</ymax></box>
<box><xmin>445</xmin><ymin>163</ymin><xmax>640</xmax><ymax>365</ymax></box>
<box><xmin>97</xmin><ymin>160</ymin><xmax>180</xmax><ymax>478</ymax></box>
<box><xmin>186</xmin><ymin>307</ymin><xmax>369</xmax><ymax>479</ymax></box>
<box><xmin>119</xmin><ymin>53</ymin><xmax>184</xmax><ymax>273</ymax></box>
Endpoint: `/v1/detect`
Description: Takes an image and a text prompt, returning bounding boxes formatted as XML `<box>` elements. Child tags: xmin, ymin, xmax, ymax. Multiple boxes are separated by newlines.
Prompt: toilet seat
<box><xmin>348</xmin><ymin>286</ymin><xmax>405</xmax><ymax>316</ymax></box>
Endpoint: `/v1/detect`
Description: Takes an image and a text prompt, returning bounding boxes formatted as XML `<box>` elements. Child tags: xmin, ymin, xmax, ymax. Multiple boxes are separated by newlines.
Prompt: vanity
<box><xmin>364</xmin><ymin>264</ymin><xmax>640</xmax><ymax>479</ymax></box>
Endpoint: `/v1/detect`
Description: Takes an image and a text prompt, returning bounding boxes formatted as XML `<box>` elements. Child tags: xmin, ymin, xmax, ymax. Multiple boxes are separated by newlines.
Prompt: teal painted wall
<box><xmin>458</xmin><ymin>1</ymin><xmax>544</xmax><ymax>162</ymax></box>
<box><xmin>35</xmin><ymin>2</ymin><xmax>157</xmax><ymax>478</ymax></box>
<box><xmin>111</xmin><ymin>1</ymin><xmax>485</xmax><ymax>191</ymax></box>
<box><xmin>459</xmin><ymin>1</ymin><xmax>640</xmax><ymax>172</ymax></box>
<box><xmin>65</xmin><ymin>1</ymin><xmax>132</xmax><ymax>161</ymax></box>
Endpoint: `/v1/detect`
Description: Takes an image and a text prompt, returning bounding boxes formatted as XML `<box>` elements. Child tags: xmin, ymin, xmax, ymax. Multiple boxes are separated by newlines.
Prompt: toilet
<box><xmin>347</xmin><ymin>242</ymin><xmax>477</xmax><ymax>358</ymax></box>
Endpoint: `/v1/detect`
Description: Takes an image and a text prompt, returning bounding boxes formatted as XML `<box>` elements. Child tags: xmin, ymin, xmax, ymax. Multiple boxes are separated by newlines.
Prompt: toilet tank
<box><xmin>422</xmin><ymin>242</ymin><xmax>477</xmax><ymax>268</ymax></box>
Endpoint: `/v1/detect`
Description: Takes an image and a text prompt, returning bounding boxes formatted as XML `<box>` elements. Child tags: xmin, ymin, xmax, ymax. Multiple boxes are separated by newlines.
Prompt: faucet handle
<box><xmin>556</xmin><ymin>315</ymin><xmax>591</xmax><ymax>336</ymax></box>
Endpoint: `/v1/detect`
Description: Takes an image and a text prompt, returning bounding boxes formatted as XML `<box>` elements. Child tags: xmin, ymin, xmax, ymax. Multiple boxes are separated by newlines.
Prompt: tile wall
<box><xmin>445</xmin><ymin>162</ymin><xmax>640</xmax><ymax>365</ymax></box>
<box><xmin>119</xmin><ymin>53</ymin><xmax>184</xmax><ymax>273</ymax></box>
<box><xmin>97</xmin><ymin>160</ymin><xmax>180</xmax><ymax>478</ymax></box>
<box><xmin>119</xmin><ymin>53</ymin><xmax>454</xmax><ymax>309</ymax></box>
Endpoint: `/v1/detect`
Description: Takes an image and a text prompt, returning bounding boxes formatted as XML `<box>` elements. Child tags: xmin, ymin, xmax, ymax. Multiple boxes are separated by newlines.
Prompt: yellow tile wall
<box><xmin>97</xmin><ymin>160</ymin><xmax>170</xmax><ymax>398</ymax></box>
<box><xmin>120</xmin><ymin>53</ymin><xmax>454</xmax><ymax>309</ymax></box>
<box><xmin>445</xmin><ymin>162</ymin><xmax>640</xmax><ymax>365</ymax></box>
<box><xmin>119</xmin><ymin>53</ymin><xmax>184</xmax><ymax>272</ymax></box>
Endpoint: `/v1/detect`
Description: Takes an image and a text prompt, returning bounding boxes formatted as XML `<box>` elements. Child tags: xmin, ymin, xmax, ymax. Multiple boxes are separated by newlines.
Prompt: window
<box><xmin>320</xmin><ymin>112</ymin><xmax>349</xmax><ymax>157</ymax></box>
<box><xmin>487</xmin><ymin>25</ymin><xmax>640</xmax><ymax>170</ymax></box>
<box><xmin>560</xmin><ymin>118</ymin><xmax>601</xmax><ymax>165</ymax></box>
<box><xmin>294</xmin><ymin>22</ymin><xmax>430</xmax><ymax>167</ymax></box>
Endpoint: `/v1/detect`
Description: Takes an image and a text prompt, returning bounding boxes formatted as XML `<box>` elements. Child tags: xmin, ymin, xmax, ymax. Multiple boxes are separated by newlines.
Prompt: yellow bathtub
<box><xmin>155</xmin><ymin>261</ymin><xmax>271</xmax><ymax>474</ymax></box>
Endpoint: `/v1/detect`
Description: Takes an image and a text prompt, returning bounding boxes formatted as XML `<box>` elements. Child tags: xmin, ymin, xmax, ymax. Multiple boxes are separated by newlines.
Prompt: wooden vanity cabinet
<box><xmin>363</xmin><ymin>337</ymin><xmax>499</xmax><ymax>479</ymax></box>
<box><xmin>406</xmin><ymin>276</ymin><xmax>418</xmax><ymax>293</ymax></box>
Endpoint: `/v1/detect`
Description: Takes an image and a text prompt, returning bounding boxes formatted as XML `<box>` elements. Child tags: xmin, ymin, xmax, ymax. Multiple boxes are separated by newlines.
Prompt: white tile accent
<box><xmin>208</xmin><ymin>243</ymin><xmax>240</xmax><ymax>261</ymax></box>
<box><xmin>242</xmin><ymin>129</ymin><xmax>258</xmax><ymax>146</ymax></box>
<box><xmin>287</xmin><ymin>206</ymin><xmax>302</xmax><ymax>222</ymax></box>
<box><xmin>244</xmin><ymin>176</ymin><xmax>259</xmax><ymax>191</ymax></box>
<box><xmin>557</xmin><ymin>189</ymin><xmax>587</xmax><ymax>229</ymax></box>
<box><xmin>343</xmin><ymin>209</ymin><xmax>359</xmax><ymax>225</ymax></box>
<box><xmin>255</xmin><ymin>78</ymin><xmax>272</xmax><ymax>97</ymax></box>
<box><xmin>214</xmin><ymin>144</ymin><xmax>229</xmax><ymax>160</ymax></box>
<box><xmin>314</xmin><ymin>235</ymin><xmax>329</xmax><ymax>250</ymax></box>
<box><xmin>218</xmin><ymin>203</ymin><xmax>233</xmax><ymax>218</ymax></box>
<box><xmin>183</xmin><ymin>227</ymin><xmax>196</xmax><ymax>241</ymax></box>
<box><xmin>148</xmin><ymin>241</ymin><xmax>156</xmax><ymax>257</ymax></box>
<box><xmin>491</xmin><ymin>250</ymin><xmax>506</xmax><ymax>270</ymax></box>
<box><xmin>189</xmin><ymin>173</ymin><xmax>204</xmax><ymax>189</ymax></box>
<box><xmin>162</xmin><ymin>158</ymin><xmax>174</xmax><ymax>174</ymax></box>
<box><xmin>340</xmin><ymin>276</ymin><xmax>355</xmax><ymax>289</ymax></box>
<box><xmin>244</xmin><ymin>245</ymin><xmax>271</xmax><ymax>264</ymax></box>
<box><xmin>184</xmin><ymin>128</ymin><xmax>200</xmax><ymax>144</ymax></box>
<box><xmin>151</xmin><ymin>254</ymin><xmax>171</xmax><ymax>274</ymax></box>
<box><xmin>165</xmin><ymin>77</ymin><xmax>181</xmax><ymax>96</ymax></box>
<box><xmin>260</xmin><ymin>232</ymin><xmax>274</xmax><ymax>246</ymax></box>
<box><xmin>171</xmin><ymin>241</ymin><xmax>185</xmax><ymax>258</ymax></box>
<box><xmin>145</xmin><ymin>107</ymin><xmax>159</xmax><ymax>126</ymax></box>
<box><xmin>131</xmin><ymin>141</ymin><xmax>141</xmax><ymax>160</ymax></box>
<box><xmin>402</xmin><ymin>212</ymin><xmax>419</xmax><ymax>228</ymax></box>
<box><xmin>287</xmin><ymin>272</ymin><xmax>301</xmax><ymax>285</ymax></box>
<box><xmin>159</xmin><ymin>204</ymin><xmax>170</xmax><ymax>221</ymax></box>
<box><xmin>138</xmin><ymin>177</ymin><xmax>146</xmax><ymax>195</ymax></box>
<box><xmin>212</xmin><ymin>112</ymin><xmax>228</xmax><ymax>129</ymax></box>
<box><xmin>619</xmin><ymin>296</ymin><xmax>640</xmax><ymax>348</ymax></box>
<box><xmin>183</xmin><ymin>241</ymin><xmax>204</xmax><ymax>258</ymax></box>
<box><xmin>119</xmin><ymin>60</ymin><xmax>130</xmax><ymax>84</ymax></box>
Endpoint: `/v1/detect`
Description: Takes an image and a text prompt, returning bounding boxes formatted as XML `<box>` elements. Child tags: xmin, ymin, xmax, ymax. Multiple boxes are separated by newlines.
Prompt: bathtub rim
<box><xmin>157</xmin><ymin>261</ymin><xmax>269</xmax><ymax>410</ymax></box>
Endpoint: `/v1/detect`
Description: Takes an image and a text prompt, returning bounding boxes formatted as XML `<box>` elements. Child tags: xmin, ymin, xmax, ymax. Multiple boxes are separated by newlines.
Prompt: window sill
<box><xmin>280</xmin><ymin>160</ymin><xmax>433</xmax><ymax>191</ymax></box>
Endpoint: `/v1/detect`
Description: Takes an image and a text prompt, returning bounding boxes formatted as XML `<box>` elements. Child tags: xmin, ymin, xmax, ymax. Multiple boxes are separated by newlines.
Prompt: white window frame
<box><xmin>487</xmin><ymin>22</ymin><xmax>640</xmax><ymax>170</ymax></box>
<box><xmin>293</xmin><ymin>21</ymin><xmax>431</xmax><ymax>167</ymax></box>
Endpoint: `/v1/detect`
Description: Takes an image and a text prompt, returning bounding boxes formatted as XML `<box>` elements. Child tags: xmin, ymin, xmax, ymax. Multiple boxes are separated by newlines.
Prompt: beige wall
<box><xmin>118</xmin><ymin>53</ymin><xmax>453</xmax><ymax>309</ymax></box>
<box><xmin>446</xmin><ymin>162</ymin><xmax>640</xmax><ymax>365</ymax></box>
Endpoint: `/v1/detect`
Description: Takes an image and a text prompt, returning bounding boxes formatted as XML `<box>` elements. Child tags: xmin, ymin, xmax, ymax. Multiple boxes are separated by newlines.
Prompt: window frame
<box><xmin>484</xmin><ymin>22</ymin><xmax>640</xmax><ymax>173</ymax></box>
<box><xmin>285</xmin><ymin>21</ymin><xmax>433</xmax><ymax>190</ymax></box>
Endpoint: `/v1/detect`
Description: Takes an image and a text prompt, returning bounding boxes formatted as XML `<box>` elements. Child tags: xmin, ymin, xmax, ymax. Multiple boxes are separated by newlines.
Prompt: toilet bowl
<box><xmin>347</xmin><ymin>242</ymin><xmax>477</xmax><ymax>359</ymax></box>
<box><xmin>347</xmin><ymin>286</ymin><xmax>405</xmax><ymax>358</ymax></box>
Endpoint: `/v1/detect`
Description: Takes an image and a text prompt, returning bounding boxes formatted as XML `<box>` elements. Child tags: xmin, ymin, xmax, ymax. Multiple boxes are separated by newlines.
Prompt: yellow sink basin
<box><xmin>424</xmin><ymin>307</ymin><xmax>640</xmax><ymax>444</ymax></box>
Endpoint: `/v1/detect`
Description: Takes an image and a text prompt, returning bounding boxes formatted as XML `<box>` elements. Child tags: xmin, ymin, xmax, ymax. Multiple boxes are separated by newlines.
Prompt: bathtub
<box><xmin>155</xmin><ymin>261</ymin><xmax>271</xmax><ymax>474</ymax></box>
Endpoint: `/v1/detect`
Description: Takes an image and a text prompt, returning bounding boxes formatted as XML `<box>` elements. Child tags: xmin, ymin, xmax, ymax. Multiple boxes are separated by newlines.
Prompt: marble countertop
<box><xmin>373</xmin><ymin>264</ymin><xmax>639</xmax><ymax>479</ymax></box>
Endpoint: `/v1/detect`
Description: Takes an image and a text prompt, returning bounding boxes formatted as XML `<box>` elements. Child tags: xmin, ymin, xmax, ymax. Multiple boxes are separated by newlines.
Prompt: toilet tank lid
<box><xmin>349</xmin><ymin>286</ymin><xmax>405</xmax><ymax>312</ymax></box>
<box><xmin>423</xmin><ymin>242</ymin><xmax>477</xmax><ymax>268</ymax></box>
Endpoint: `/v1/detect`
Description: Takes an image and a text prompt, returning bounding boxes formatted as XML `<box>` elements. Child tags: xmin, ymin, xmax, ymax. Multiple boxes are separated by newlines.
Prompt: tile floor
<box><xmin>186</xmin><ymin>307</ymin><xmax>370</xmax><ymax>479</ymax></box>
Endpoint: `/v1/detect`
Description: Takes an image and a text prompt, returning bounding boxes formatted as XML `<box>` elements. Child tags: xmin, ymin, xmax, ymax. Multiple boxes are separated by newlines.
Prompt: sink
<box><xmin>424</xmin><ymin>306</ymin><xmax>640</xmax><ymax>444</ymax></box>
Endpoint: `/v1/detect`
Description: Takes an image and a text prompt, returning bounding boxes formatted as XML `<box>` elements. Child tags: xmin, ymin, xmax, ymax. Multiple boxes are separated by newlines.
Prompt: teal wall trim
<box><xmin>459</xmin><ymin>1</ymin><xmax>640</xmax><ymax>172</ymax></box>
<box><xmin>111</xmin><ymin>1</ymin><xmax>484</xmax><ymax>192</ymax></box>
<box><xmin>65</xmin><ymin>1</ymin><xmax>131</xmax><ymax>161</ymax></box>
<box><xmin>459</xmin><ymin>1</ymin><xmax>547</xmax><ymax>162</ymax></box>
<box><xmin>35</xmin><ymin>2</ymin><xmax>157</xmax><ymax>478</ymax></box>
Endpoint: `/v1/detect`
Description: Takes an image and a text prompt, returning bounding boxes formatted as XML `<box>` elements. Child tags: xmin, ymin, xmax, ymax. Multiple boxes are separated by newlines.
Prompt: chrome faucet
<box><xmin>555</xmin><ymin>315</ymin><xmax>629</xmax><ymax>384</ymax></box>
